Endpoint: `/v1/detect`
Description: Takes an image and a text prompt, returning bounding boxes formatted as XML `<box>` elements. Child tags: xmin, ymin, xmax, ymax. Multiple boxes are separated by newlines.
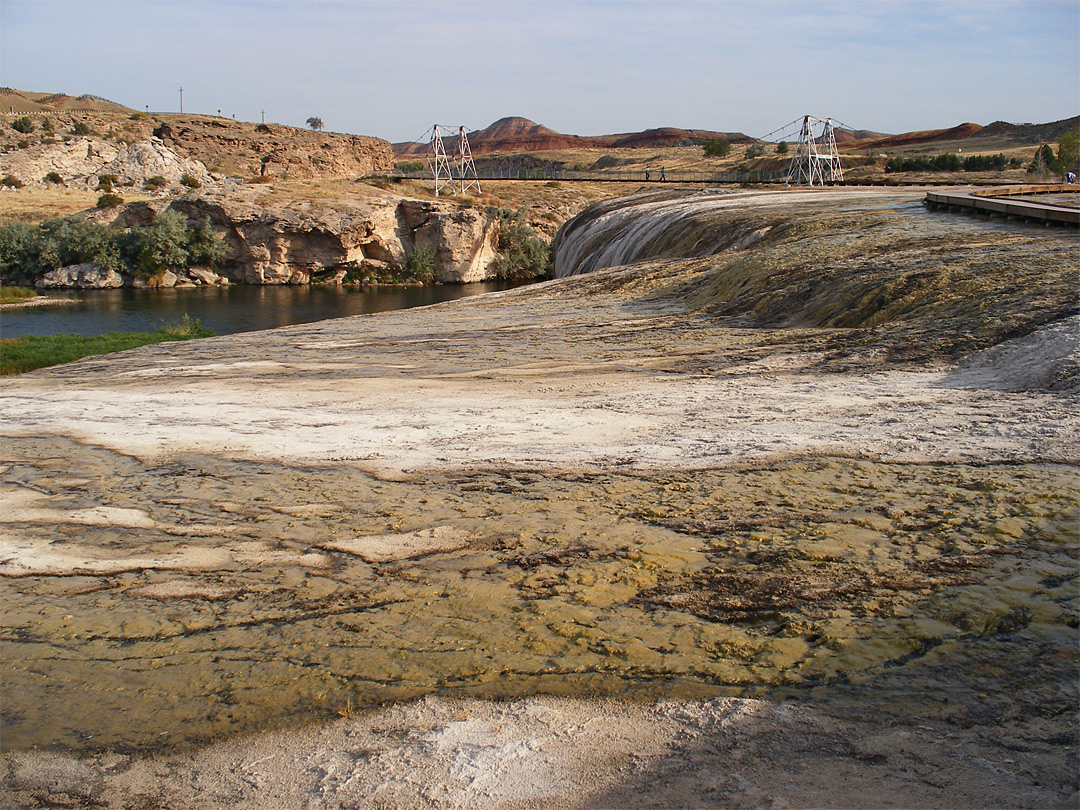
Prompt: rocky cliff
<box><xmin>89</xmin><ymin>184</ymin><xmax>501</xmax><ymax>285</ymax></box>
<box><xmin>0</xmin><ymin>109</ymin><xmax>394</xmax><ymax>181</ymax></box>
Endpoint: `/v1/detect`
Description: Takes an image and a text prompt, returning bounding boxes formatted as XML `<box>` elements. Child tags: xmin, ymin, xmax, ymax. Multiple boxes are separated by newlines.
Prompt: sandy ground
<box><xmin>1</xmin><ymin>190</ymin><xmax>1077</xmax><ymax>809</ymax></box>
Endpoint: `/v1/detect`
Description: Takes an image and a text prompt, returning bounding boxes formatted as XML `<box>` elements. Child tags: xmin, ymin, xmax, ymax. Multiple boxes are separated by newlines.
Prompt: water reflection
<box><xmin>0</xmin><ymin>281</ymin><xmax>530</xmax><ymax>339</ymax></box>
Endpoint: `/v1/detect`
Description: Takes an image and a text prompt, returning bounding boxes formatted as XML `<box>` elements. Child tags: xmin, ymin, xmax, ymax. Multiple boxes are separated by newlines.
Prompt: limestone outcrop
<box><xmin>36</xmin><ymin>262</ymin><xmax>124</xmax><ymax>289</ymax></box>
<box><xmin>103</xmin><ymin>137</ymin><xmax>212</xmax><ymax>188</ymax></box>
<box><xmin>92</xmin><ymin>184</ymin><xmax>502</xmax><ymax>285</ymax></box>
<box><xmin>35</xmin><ymin>261</ymin><xmax>227</xmax><ymax>290</ymax></box>
<box><xmin>0</xmin><ymin>136</ymin><xmax>211</xmax><ymax>190</ymax></box>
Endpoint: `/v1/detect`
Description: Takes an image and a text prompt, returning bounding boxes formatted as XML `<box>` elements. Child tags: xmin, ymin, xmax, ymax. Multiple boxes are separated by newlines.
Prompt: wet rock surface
<box><xmin>1</xmin><ymin>189</ymin><xmax>1077</xmax><ymax>808</ymax></box>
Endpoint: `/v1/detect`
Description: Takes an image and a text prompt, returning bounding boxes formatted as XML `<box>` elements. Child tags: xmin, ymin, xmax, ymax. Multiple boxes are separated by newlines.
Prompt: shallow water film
<box><xmin>2</xmin><ymin>436</ymin><xmax>1076</xmax><ymax>753</ymax></box>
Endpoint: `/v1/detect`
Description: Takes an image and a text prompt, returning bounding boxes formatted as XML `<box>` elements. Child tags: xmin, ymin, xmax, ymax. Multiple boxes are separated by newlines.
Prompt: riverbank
<box><xmin>1</xmin><ymin>188</ymin><xmax>1076</xmax><ymax>809</ymax></box>
<box><xmin>0</xmin><ymin>294</ymin><xmax>74</xmax><ymax>309</ymax></box>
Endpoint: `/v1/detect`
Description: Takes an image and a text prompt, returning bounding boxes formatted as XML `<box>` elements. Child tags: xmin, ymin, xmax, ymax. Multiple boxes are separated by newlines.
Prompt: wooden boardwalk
<box><xmin>925</xmin><ymin>184</ymin><xmax>1079</xmax><ymax>226</ymax></box>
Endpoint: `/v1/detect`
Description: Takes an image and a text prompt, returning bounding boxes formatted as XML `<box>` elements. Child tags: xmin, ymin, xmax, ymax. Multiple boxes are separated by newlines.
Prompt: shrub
<box><xmin>703</xmin><ymin>138</ymin><xmax>732</xmax><ymax>158</ymax></box>
<box><xmin>129</xmin><ymin>210</ymin><xmax>190</xmax><ymax>276</ymax></box>
<box><xmin>37</xmin><ymin>218</ymin><xmax>121</xmax><ymax>272</ymax></box>
<box><xmin>71</xmin><ymin>121</ymin><xmax>93</xmax><ymax>136</ymax></box>
<box><xmin>0</xmin><ymin>209</ymin><xmax>229</xmax><ymax>285</ymax></box>
<box><xmin>961</xmin><ymin>153</ymin><xmax>1009</xmax><ymax>172</ymax></box>
<box><xmin>886</xmin><ymin>153</ymin><xmax>963</xmax><ymax>173</ymax></box>
<box><xmin>16</xmin><ymin>139</ymin><xmax>29</xmax><ymax>149</ymax></box>
<box><xmin>490</xmin><ymin>208</ymin><xmax>552</xmax><ymax>280</ymax></box>
<box><xmin>96</xmin><ymin>174</ymin><xmax>119</xmax><ymax>191</ymax></box>
<box><xmin>180</xmin><ymin>173</ymin><xmax>201</xmax><ymax>189</ymax></box>
<box><xmin>144</xmin><ymin>175</ymin><xmax>167</xmax><ymax>191</ymax></box>
<box><xmin>0</xmin><ymin>221</ymin><xmax>40</xmax><ymax>281</ymax></box>
<box><xmin>396</xmin><ymin>160</ymin><xmax>423</xmax><ymax>173</ymax></box>
<box><xmin>96</xmin><ymin>193</ymin><xmax>124</xmax><ymax>208</ymax></box>
<box><xmin>1</xmin><ymin>175</ymin><xmax>24</xmax><ymax>189</ymax></box>
<box><xmin>1027</xmin><ymin>144</ymin><xmax>1056</xmax><ymax>174</ymax></box>
<box><xmin>187</xmin><ymin>218</ymin><xmax>228</xmax><ymax>267</ymax></box>
<box><xmin>745</xmin><ymin>144</ymin><xmax>767</xmax><ymax>158</ymax></box>
<box><xmin>776</xmin><ymin>141</ymin><xmax>789</xmax><ymax>154</ymax></box>
<box><xmin>306</xmin><ymin>116</ymin><xmax>324</xmax><ymax>131</ymax></box>
<box><xmin>41</xmin><ymin>117</ymin><xmax>53</xmax><ymax>133</ymax></box>
<box><xmin>11</xmin><ymin>116</ymin><xmax>34</xmax><ymax>134</ymax></box>
<box><xmin>129</xmin><ymin>112</ymin><xmax>148</xmax><ymax>120</ymax></box>
<box><xmin>43</xmin><ymin>172</ymin><xmax>64</xmax><ymax>185</ymax></box>
<box><xmin>404</xmin><ymin>245</ymin><xmax>436</xmax><ymax>283</ymax></box>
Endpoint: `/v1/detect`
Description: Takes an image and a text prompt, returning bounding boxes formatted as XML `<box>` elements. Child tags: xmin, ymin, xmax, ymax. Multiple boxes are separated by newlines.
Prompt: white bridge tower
<box><xmin>426</xmin><ymin>125</ymin><xmax>481</xmax><ymax>196</ymax></box>
<box><xmin>786</xmin><ymin>116</ymin><xmax>844</xmax><ymax>186</ymax></box>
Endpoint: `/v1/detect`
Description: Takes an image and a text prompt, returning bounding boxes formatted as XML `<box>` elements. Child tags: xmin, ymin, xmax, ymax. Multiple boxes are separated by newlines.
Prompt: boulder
<box><xmin>185</xmin><ymin>266</ymin><xmax>223</xmax><ymax>285</ymax></box>
<box><xmin>37</xmin><ymin>262</ymin><xmax>124</xmax><ymax>289</ymax></box>
<box><xmin>129</xmin><ymin>270</ymin><xmax>178</xmax><ymax>288</ymax></box>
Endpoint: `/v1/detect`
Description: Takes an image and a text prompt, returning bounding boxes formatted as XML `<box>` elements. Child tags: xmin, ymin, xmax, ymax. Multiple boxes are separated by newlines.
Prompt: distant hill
<box><xmin>394</xmin><ymin>114</ymin><xmax>1077</xmax><ymax>158</ymax></box>
<box><xmin>0</xmin><ymin>88</ymin><xmax>134</xmax><ymax>114</ymax></box>
<box><xmin>845</xmin><ymin>116</ymin><xmax>1079</xmax><ymax>151</ymax></box>
<box><xmin>393</xmin><ymin>117</ymin><xmax>754</xmax><ymax>156</ymax></box>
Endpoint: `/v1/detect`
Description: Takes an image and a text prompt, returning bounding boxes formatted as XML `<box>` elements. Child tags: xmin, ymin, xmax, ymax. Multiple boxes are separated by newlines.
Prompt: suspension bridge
<box><xmin>395</xmin><ymin>116</ymin><xmax>858</xmax><ymax>193</ymax></box>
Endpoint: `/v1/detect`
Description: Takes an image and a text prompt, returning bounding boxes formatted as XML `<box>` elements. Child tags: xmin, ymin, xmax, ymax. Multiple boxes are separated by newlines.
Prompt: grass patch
<box><xmin>1</xmin><ymin>315</ymin><xmax>215</xmax><ymax>375</ymax></box>
<box><xmin>0</xmin><ymin>286</ymin><xmax>37</xmax><ymax>304</ymax></box>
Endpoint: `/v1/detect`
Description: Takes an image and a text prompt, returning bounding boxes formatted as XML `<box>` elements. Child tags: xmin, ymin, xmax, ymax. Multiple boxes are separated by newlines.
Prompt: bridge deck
<box><xmin>925</xmin><ymin>185</ymin><xmax>1079</xmax><ymax>225</ymax></box>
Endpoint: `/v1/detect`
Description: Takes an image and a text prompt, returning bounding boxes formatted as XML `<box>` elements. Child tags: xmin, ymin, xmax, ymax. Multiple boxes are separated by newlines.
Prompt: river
<box><xmin>0</xmin><ymin>281</ymin><xmax>529</xmax><ymax>339</ymax></box>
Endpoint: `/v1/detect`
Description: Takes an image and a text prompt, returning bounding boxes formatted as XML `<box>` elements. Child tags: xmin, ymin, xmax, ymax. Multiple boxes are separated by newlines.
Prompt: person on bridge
<box><xmin>646</xmin><ymin>167</ymin><xmax>651</xmax><ymax>181</ymax></box>
<box><xmin>660</xmin><ymin>167</ymin><xmax>667</xmax><ymax>181</ymax></box>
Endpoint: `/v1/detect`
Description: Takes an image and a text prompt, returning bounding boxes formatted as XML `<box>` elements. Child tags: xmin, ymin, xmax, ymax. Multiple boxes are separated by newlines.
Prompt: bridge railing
<box><xmin>388</xmin><ymin>167</ymin><xmax>788</xmax><ymax>185</ymax></box>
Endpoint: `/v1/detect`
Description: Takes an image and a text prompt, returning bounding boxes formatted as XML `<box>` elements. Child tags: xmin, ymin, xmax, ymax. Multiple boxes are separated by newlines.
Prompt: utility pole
<box><xmin>179</xmin><ymin>86</ymin><xmax>183</xmax><ymax>114</ymax></box>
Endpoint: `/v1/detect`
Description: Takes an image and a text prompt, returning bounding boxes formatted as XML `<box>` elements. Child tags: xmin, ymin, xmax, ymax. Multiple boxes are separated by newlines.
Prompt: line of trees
<box><xmin>885</xmin><ymin>153</ymin><xmax>1023</xmax><ymax>173</ymax></box>
<box><xmin>884</xmin><ymin>133</ymin><xmax>1079</xmax><ymax>176</ymax></box>
<box><xmin>0</xmin><ymin>211</ymin><xmax>228</xmax><ymax>286</ymax></box>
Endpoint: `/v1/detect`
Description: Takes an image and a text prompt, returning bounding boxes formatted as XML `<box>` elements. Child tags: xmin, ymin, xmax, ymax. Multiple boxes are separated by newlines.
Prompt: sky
<box><xmin>1</xmin><ymin>0</ymin><xmax>1077</xmax><ymax>143</ymax></box>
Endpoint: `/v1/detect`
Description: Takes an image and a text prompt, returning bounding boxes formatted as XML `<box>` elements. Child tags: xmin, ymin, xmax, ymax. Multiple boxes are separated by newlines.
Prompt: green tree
<box><xmin>776</xmin><ymin>141</ymin><xmax>789</xmax><ymax>155</ymax></box>
<box><xmin>37</xmin><ymin>218</ymin><xmax>120</xmax><ymax>271</ymax></box>
<box><xmin>1056</xmin><ymin>131</ymin><xmax>1079</xmax><ymax>176</ymax></box>
<box><xmin>702</xmin><ymin>137</ymin><xmax>732</xmax><ymax>158</ymax></box>
<box><xmin>306</xmin><ymin>116</ymin><xmax>324</xmax><ymax>131</ymax></box>
<box><xmin>130</xmin><ymin>210</ymin><xmax>190</xmax><ymax>276</ymax></box>
<box><xmin>188</xmin><ymin>218</ymin><xmax>228</xmax><ymax>267</ymax></box>
<box><xmin>11</xmin><ymin>116</ymin><xmax>34</xmax><ymax>134</ymax></box>
<box><xmin>0</xmin><ymin>221</ymin><xmax>41</xmax><ymax>281</ymax></box>
<box><xmin>1028</xmin><ymin>144</ymin><xmax>1056</xmax><ymax>175</ymax></box>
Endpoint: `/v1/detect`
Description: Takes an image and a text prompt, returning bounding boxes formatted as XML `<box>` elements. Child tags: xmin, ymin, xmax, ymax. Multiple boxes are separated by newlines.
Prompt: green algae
<box><xmin>1</xmin><ymin>436</ymin><xmax>1076</xmax><ymax>753</ymax></box>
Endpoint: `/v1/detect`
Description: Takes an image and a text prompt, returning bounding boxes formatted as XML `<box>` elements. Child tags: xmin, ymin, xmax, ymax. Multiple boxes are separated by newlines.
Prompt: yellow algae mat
<box><xmin>2</xmin><ymin>436</ymin><xmax>1075</xmax><ymax>753</ymax></box>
